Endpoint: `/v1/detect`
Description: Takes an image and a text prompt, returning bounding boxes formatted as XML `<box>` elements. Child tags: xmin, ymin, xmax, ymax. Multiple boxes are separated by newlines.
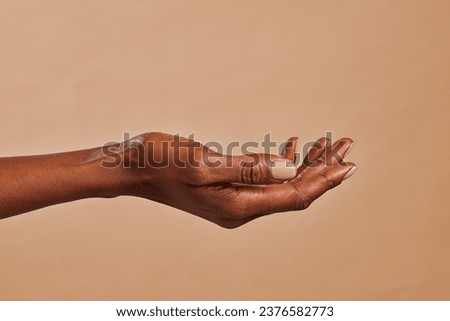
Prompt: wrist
<box><xmin>95</xmin><ymin>135</ymin><xmax>156</xmax><ymax>198</ymax></box>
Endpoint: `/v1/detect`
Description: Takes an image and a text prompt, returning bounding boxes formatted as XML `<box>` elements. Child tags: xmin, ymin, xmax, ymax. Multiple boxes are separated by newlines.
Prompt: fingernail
<box><xmin>270</xmin><ymin>160</ymin><xmax>297</xmax><ymax>180</ymax></box>
<box><xmin>343</xmin><ymin>166</ymin><xmax>357</xmax><ymax>180</ymax></box>
<box><xmin>343</xmin><ymin>142</ymin><xmax>354</xmax><ymax>158</ymax></box>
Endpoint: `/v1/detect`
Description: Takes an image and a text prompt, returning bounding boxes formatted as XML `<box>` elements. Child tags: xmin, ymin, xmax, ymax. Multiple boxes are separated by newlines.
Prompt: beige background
<box><xmin>0</xmin><ymin>0</ymin><xmax>449</xmax><ymax>300</ymax></box>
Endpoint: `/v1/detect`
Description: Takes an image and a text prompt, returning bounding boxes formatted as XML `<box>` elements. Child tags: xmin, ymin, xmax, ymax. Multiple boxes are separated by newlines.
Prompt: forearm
<box><xmin>0</xmin><ymin>147</ymin><xmax>128</xmax><ymax>219</ymax></box>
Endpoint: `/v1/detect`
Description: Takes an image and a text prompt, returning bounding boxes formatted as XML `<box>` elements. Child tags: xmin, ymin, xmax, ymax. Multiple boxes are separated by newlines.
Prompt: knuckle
<box><xmin>239</xmin><ymin>163</ymin><xmax>250</xmax><ymax>184</ymax></box>
<box><xmin>240</xmin><ymin>162</ymin><xmax>261</xmax><ymax>184</ymax></box>
<box><xmin>250</xmin><ymin>162</ymin><xmax>263</xmax><ymax>184</ymax></box>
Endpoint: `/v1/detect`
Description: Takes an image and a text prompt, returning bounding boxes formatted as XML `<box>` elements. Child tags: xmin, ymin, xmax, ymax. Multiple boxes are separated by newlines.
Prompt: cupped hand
<box><xmin>116</xmin><ymin>132</ymin><xmax>356</xmax><ymax>228</ymax></box>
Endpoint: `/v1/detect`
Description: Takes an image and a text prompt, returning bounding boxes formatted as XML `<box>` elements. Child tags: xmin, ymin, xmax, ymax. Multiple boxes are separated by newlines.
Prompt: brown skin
<box><xmin>0</xmin><ymin>132</ymin><xmax>356</xmax><ymax>228</ymax></box>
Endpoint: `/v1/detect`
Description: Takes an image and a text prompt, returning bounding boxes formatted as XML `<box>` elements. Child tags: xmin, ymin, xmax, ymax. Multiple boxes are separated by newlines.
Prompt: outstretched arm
<box><xmin>0</xmin><ymin>132</ymin><xmax>356</xmax><ymax>227</ymax></box>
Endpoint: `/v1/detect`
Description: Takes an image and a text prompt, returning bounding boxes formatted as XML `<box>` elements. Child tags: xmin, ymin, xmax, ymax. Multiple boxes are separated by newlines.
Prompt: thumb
<box><xmin>212</xmin><ymin>153</ymin><xmax>297</xmax><ymax>185</ymax></box>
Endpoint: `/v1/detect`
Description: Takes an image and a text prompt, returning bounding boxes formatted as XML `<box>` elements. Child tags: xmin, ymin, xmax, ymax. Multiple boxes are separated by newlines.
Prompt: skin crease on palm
<box><xmin>0</xmin><ymin>132</ymin><xmax>356</xmax><ymax>228</ymax></box>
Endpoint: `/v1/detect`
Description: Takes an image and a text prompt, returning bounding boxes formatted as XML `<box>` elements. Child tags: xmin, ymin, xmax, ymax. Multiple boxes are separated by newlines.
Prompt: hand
<box><xmin>112</xmin><ymin>132</ymin><xmax>356</xmax><ymax>228</ymax></box>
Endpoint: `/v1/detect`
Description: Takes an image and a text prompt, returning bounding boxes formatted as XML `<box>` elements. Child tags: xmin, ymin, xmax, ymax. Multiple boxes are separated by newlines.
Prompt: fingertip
<box><xmin>317</xmin><ymin>136</ymin><xmax>329</xmax><ymax>147</ymax></box>
<box><xmin>282</xmin><ymin>137</ymin><xmax>299</xmax><ymax>162</ymax></box>
<box><xmin>287</xmin><ymin>137</ymin><xmax>299</xmax><ymax>153</ymax></box>
<box><xmin>343</xmin><ymin>164</ymin><xmax>357</xmax><ymax>180</ymax></box>
<box><xmin>327</xmin><ymin>138</ymin><xmax>354</xmax><ymax>164</ymax></box>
